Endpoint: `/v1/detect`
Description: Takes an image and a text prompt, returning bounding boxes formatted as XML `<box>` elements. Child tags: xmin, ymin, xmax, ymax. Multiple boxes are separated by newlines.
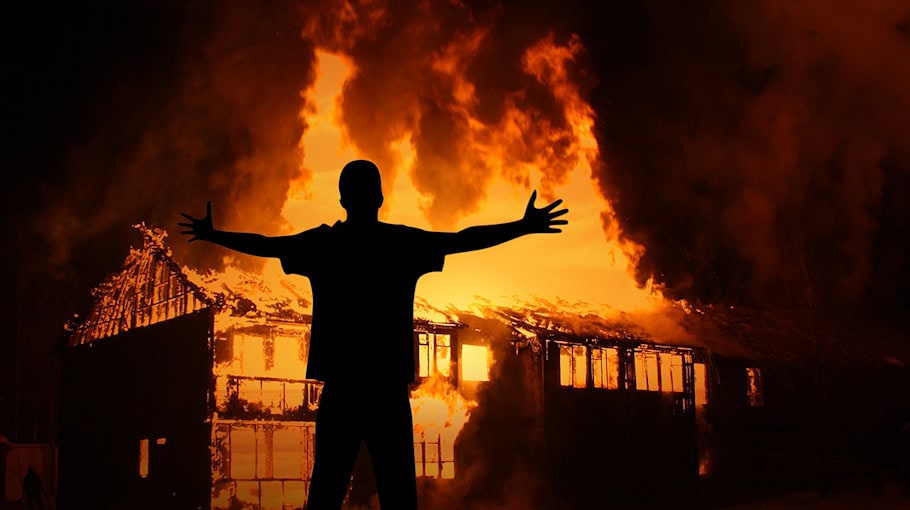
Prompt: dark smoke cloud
<box><xmin>5</xmin><ymin>0</ymin><xmax>908</xmax><ymax>441</ymax></box>
<box><xmin>15</xmin><ymin>1</ymin><xmax>315</xmax><ymax>296</ymax></box>
<box><xmin>583</xmin><ymin>0</ymin><xmax>910</xmax><ymax>317</ymax></box>
<box><xmin>296</xmin><ymin>0</ymin><xmax>910</xmax><ymax>319</ymax></box>
<box><xmin>3</xmin><ymin>1</ymin><xmax>315</xmax><ymax>435</ymax></box>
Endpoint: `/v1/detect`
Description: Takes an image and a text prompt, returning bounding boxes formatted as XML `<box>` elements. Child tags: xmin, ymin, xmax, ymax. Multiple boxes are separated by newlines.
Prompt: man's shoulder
<box><xmin>378</xmin><ymin>222</ymin><xmax>430</xmax><ymax>236</ymax></box>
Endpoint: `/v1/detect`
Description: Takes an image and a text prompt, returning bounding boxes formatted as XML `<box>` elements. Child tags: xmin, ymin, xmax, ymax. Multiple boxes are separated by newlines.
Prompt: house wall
<box><xmin>59</xmin><ymin>309</ymin><xmax>213</xmax><ymax>510</ymax></box>
<box><xmin>538</xmin><ymin>341</ymin><xmax>698</xmax><ymax>508</ymax></box>
<box><xmin>701</xmin><ymin>354</ymin><xmax>910</xmax><ymax>503</ymax></box>
<box><xmin>437</xmin><ymin>324</ymin><xmax>701</xmax><ymax>509</ymax></box>
<box><xmin>444</xmin><ymin>326</ymin><xmax>547</xmax><ymax>504</ymax></box>
<box><xmin>210</xmin><ymin>320</ymin><xmax>319</xmax><ymax>510</ymax></box>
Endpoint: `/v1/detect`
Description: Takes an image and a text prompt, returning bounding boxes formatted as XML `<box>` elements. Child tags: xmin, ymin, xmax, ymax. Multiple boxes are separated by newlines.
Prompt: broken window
<box><xmin>634</xmin><ymin>349</ymin><xmax>687</xmax><ymax>392</ymax></box>
<box><xmin>417</xmin><ymin>332</ymin><xmax>452</xmax><ymax>378</ymax></box>
<box><xmin>414</xmin><ymin>430</ymin><xmax>455</xmax><ymax>479</ymax></box>
<box><xmin>220</xmin><ymin>376</ymin><xmax>322</xmax><ymax>418</ymax></box>
<box><xmin>215</xmin><ymin>326</ymin><xmax>310</xmax><ymax>381</ymax></box>
<box><xmin>746</xmin><ymin>367</ymin><xmax>764</xmax><ymax>407</ymax></box>
<box><xmin>211</xmin><ymin>422</ymin><xmax>316</xmax><ymax>510</ymax></box>
<box><xmin>461</xmin><ymin>344</ymin><xmax>490</xmax><ymax>381</ymax></box>
<box><xmin>305</xmin><ymin>381</ymin><xmax>323</xmax><ymax>411</ymax></box>
<box><xmin>559</xmin><ymin>344</ymin><xmax>588</xmax><ymax>388</ymax></box>
<box><xmin>591</xmin><ymin>347</ymin><xmax>620</xmax><ymax>389</ymax></box>
<box><xmin>660</xmin><ymin>353</ymin><xmax>684</xmax><ymax>393</ymax></box>
<box><xmin>635</xmin><ymin>350</ymin><xmax>660</xmax><ymax>391</ymax></box>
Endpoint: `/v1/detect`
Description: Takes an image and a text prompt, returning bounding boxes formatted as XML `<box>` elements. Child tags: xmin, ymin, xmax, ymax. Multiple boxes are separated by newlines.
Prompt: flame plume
<box><xmin>284</xmin><ymin>0</ymin><xmax>667</xmax><ymax>318</ymax></box>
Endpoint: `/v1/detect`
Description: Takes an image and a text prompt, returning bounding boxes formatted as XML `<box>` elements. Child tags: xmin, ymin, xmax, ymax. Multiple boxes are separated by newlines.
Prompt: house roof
<box><xmin>66</xmin><ymin>223</ymin><xmax>213</xmax><ymax>346</ymax></box>
<box><xmin>69</xmin><ymin>224</ymin><xmax>909</xmax><ymax>369</ymax></box>
<box><xmin>66</xmin><ymin>223</ymin><xmax>312</xmax><ymax>346</ymax></box>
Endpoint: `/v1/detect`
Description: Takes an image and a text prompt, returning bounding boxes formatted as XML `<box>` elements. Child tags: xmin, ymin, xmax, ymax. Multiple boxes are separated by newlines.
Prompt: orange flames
<box><xmin>191</xmin><ymin>5</ymin><xmax>688</xmax><ymax>500</ymax></box>
<box><xmin>278</xmin><ymin>37</ymin><xmax>666</xmax><ymax>317</ymax></box>
<box><xmin>410</xmin><ymin>374</ymin><xmax>477</xmax><ymax>479</ymax></box>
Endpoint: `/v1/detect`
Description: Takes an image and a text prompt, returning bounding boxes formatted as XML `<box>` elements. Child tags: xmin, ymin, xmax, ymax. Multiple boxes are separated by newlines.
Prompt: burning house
<box><xmin>47</xmin><ymin>20</ymin><xmax>910</xmax><ymax>504</ymax></box>
<box><xmin>11</xmin><ymin>1</ymin><xmax>908</xmax><ymax>508</ymax></box>
<box><xmin>59</xmin><ymin>225</ymin><xmax>483</xmax><ymax>510</ymax></box>
<box><xmin>55</xmin><ymin>224</ymin><xmax>703</xmax><ymax>510</ymax></box>
<box><xmin>56</xmin><ymin>223</ymin><xmax>910</xmax><ymax>510</ymax></box>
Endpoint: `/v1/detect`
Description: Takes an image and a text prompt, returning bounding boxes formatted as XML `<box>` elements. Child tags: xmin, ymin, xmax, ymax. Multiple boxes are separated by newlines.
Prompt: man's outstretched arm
<box><xmin>178</xmin><ymin>201</ymin><xmax>294</xmax><ymax>258</ymax></box>
<box><xmin>436</xmin><ymin>191</ymin><xmax>568</xmax><ymax>255</ymax></box>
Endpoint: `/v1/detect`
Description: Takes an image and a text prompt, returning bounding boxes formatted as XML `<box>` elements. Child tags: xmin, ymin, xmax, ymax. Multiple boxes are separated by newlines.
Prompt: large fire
<box><xmin>409</xmin><ymin>373</ymin><xmax>477</xmax><ymax>480</ymax></box>
<box><xmin>48</xmin><ymin>2</ymin><xmax>910</xmax><ymax>509</ymax></box>
<box><xmin>184</xmin><ymin>8</ymin><xmax>682</xmax><ymax>507</ymax></box>
<box><xmin>255</xmin><ymin>40</ymin><xmax>668</xmax><ymax>317</ymax></box>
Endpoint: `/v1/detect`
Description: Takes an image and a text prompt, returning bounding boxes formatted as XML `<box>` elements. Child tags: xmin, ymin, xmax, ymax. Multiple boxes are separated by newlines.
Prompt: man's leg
<box><xmin>366</xmin><ymin>385</ymin><xmax>418</xmax><ymax>510</ymax></box>
<box><xmin>306</xmin><ymin>384</ymin><xmax>361</xmax><ymax>510</ymax></box>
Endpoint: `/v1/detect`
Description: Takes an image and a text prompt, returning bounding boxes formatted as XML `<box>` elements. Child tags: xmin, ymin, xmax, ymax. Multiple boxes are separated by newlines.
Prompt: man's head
<box><xmin>339</xmin><ymin>160</ymin><xmax>384</xmax><ymax>214</ymax></box>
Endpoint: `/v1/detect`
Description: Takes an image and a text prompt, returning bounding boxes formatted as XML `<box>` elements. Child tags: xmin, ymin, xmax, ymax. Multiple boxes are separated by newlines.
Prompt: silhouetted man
<box><xmin>179</xmin><ymin>159</ymin><xmax>567</xmax><ymax>509</ymax></box>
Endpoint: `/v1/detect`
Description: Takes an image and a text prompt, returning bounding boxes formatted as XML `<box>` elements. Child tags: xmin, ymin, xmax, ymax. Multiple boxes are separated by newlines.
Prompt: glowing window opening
<box><xmin>461</xmin><ymin>344</ymin><xmax>490</xmax><ymax>381</ymax></box>
<box><xmin>634</xmin><ymin>350</ymin><xmax>687</xmax><ymax>393</ymax></box>
<box><xmin>660</xmin><ymin>353</ymin><xmax>684</xmax><ymax>393</ymax></box>
<box><xmin>211</xmin><ymin>420</ymin><xmax>317</xmax><ymax>510</ymax></box>
<box><xmin>418</xmin><ymin>332</ymin><xmax>452</xmax><ymax>378</ymax></box>
<box><xmin>694</xmin><ymin>362</ymin><xmax>708</xmax><ymax>406</ymax></box>
<box><xmin>139</xmin><ymin>439</ymin><xmax>149</xmax><ymax>478</ymax></box>
<box><xmin>559</xmin><ymin>344</ymin><xmax>588</xmax><ymax>388</ymax></box>
<box><xmin>592</xmin><ymin>347</ymin><xmax>620</xmax><ymax>389</ymax></box>
<box><xmin>634</xmin><ymin>351</ymin><xmax>659</xmax><ymax>391</ymax></box>
<box><xmin>414</xmin><ymin>430</ymin><xmax>455</xmax><ymax>479</ymax></box>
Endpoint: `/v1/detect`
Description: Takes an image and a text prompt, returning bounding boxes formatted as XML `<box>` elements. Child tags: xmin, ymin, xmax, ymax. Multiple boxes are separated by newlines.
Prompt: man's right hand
<box><xmin>521</xmin><ymin>190</ymin><xmax>568</xmax><ymax>234</ymax></box>
<box><xmin>178</xmin><ymin>201</ymin><xmax>215</xmax><ymax>242</ymax></box>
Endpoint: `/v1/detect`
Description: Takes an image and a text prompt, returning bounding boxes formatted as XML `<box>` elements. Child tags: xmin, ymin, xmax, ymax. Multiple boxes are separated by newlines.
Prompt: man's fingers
<box><xmin>542</xmin><ymin>198</ymin><xmax>563</xmax><ymax>212</ymax></box>
<box><xmin>526</xmin><ymin>190</ymin><xmax>538</xmax><ymax>210</ymax></box>
<box><xmin>206</xmin><ymin>201</ymin><xmax>212</xmax><ymax>218</ymax></box>
<box><xmin>546</xmin><ymin>228</ymin><xmax>562</xmax><ymax>233</ymax></box>
<box><xmin>550</xmin><ymin>219</ymin><xmax>568</xmax><ymax>226</ymax></box>
<box><xmin>549</xmin><ymin>208</ymin><xmax>569</xmax><ymax>218</ymax></box>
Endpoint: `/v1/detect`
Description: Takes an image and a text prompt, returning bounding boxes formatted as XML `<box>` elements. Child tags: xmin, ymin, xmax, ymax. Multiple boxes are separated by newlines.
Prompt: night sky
<box><xmin>3</xmin><ymin>0</ymin><xmax>909</xmax><ymax>443</ymax></box>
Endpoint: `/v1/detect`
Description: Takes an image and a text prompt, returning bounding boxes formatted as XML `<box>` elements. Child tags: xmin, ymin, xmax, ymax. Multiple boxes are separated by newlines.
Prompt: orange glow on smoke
<box><xmin>280</xmin><ymin>41</ymin><xmax>667</xmax><ymax>317</ymax></box>
<box><xmin>190</xmin><ymin>25</ymin><xmax>687</xmax><ymax>502</ymax></box>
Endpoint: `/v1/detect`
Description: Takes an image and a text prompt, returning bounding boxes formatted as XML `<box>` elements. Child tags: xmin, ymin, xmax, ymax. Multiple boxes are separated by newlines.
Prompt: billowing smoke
<box><xmin>583</xmin><ymin>1</ymin><xmax>910</xmax><ymax>317</ymax></box>
<box><xmin>16</xmin><ymin>1</ymin><xmax>909</xmax><ymax>316</ymax></box>
<box><xmin>24</xmin><ymin>1</ymin><xmax>316</xmax><ymax>292</ymax></box>
<box><xmin>290</xmin><ymin>0</ymin><xmax>910</xmax><ymax>319</ymax></box>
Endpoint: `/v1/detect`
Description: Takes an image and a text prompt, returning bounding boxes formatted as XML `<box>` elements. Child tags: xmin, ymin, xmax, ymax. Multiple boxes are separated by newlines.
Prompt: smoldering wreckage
<box><xmin>35</xmin><ymin>224</ymin><xmax>905</xmax><ymax>510</ymax></box>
